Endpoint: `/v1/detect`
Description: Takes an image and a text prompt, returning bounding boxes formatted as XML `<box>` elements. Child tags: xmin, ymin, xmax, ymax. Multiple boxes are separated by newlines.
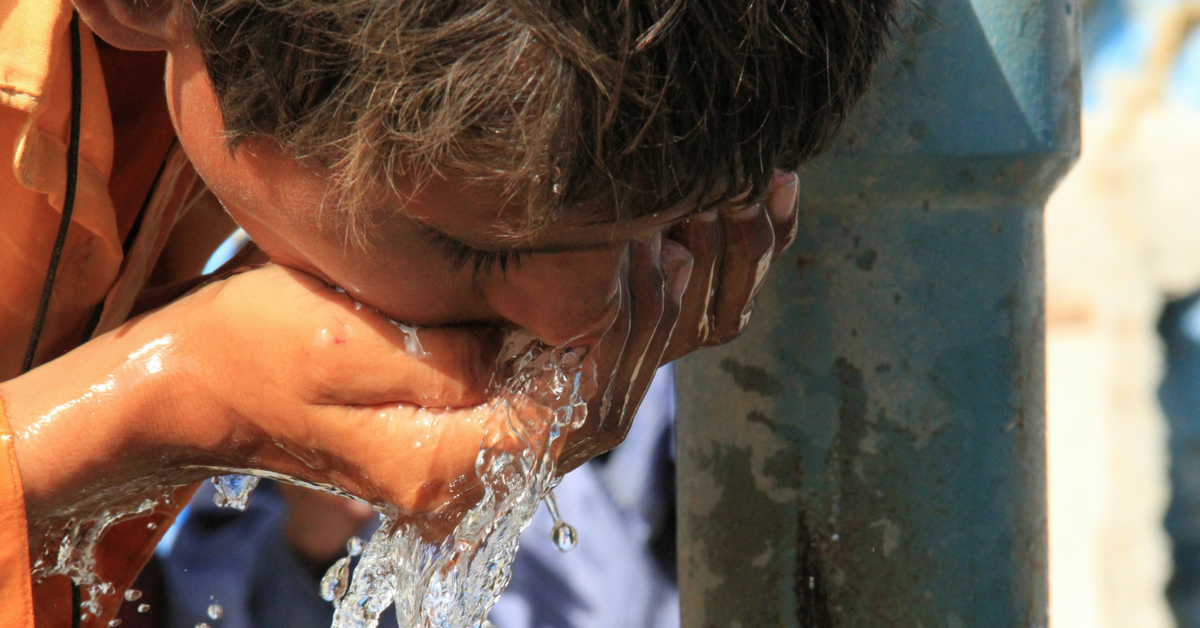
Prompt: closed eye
<box><xmin>423</xmin><ymin>229</ymin><xmax>525</xmax><ymax>277</ymax></box>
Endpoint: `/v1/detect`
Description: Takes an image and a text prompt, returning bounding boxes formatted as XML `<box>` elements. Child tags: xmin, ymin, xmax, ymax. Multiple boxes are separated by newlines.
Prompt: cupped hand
<box><xmin>556</xmin><ymin>170</ymin><xmax>798</xmax><ymax>470</ymax></box>
<box><xmin>170</xmin><ymin>264</ymin><xmax>539</xmax><ymax>515</ymax></box>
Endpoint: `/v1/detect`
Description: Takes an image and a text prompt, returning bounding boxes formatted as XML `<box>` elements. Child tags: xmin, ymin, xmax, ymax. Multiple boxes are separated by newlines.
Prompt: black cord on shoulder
<box><xmin>71</xmin><ymin>578</ymin><xmax>82</xmax><ymax>628</ymax></box>
<box><xmin>21</xmin><ymin>11</ymin><xmax>84</xmax><ymax>375</ymax></box>
<box><xmin>19</xmin><ymin>9</ymin><xmax>87</xmax><ymax>628</ymax></box>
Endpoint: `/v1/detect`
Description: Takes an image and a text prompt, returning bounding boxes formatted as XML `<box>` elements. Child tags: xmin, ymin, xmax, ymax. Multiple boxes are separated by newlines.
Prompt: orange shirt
<box><xmin>0</xmin><ymin>0</ymin><xmax>206</xmax><ymax>625</ymax></box>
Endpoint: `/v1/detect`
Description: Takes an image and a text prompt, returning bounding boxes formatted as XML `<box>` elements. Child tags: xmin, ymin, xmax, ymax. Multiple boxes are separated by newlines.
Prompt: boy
<box><xmin>0</xmin><ymin>0</ymin><xmax>896</xmax><ymax>626</ymax></box>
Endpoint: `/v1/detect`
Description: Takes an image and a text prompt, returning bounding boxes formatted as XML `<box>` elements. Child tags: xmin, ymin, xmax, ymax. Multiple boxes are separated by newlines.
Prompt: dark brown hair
<box><xmin>189</xmin><ymin>0</ymin><xmax>897</xmax><ymax>234</ymax></box>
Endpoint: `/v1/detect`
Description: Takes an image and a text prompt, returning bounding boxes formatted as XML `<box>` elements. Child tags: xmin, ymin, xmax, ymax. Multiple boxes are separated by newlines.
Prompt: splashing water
<box><xmin>321</xmin><ymin>556</ymin><xmax>354</xmax><ymax>604</ymax></box>
<box><xmin>326</xmin><ymin>333</ymin><xmax>587</xmax><ymax>628</ymax></box>
<box><xmin>30</xmin><ymin>489</ymin><xmax>178</xmax><ymax>621</ymax></box>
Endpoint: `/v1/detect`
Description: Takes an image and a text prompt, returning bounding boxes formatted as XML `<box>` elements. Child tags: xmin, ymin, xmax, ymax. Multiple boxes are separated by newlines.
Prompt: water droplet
<box><xmin>320</xmin><ymin>556</ymin><xmax>352</xmax><ymax>603</ymax></box>
<box><xmin>146</xmin><ymin>522</ymin><xmax>157</xmax><ymax>530</ymax></box>
<box><xmin>124</xmin><ymin>590</ymin><xmax>142</xmax><ymax>602</ymax></box>
<box><xmin>195</xmin><ymin>623</ymin><xmax>211</xmax><ymax>628</ymax></box>
<box><xmin>138</xmin><ymin>604</ymin><xmax>151</xmax><ymax>613</ymax></box>
<box><xmin>347</xmin><ymin>537</ymin><xmax>363</xmax><ymax>557</ymax></box>
<box><xmin>551</xmin><ymin>183</ymin><xmax>563</xmax><ymax>195</ymax></box>
<box><xmin>551</xmin><ymin>522</ymin><xmax>577</xmax><ymax>552</ymax></box>
<box><xmin>207</xmin><ymin>603</ymin><xmax>223</xmax><ymax>620</ymax></box>
<box><xmin>108</xmin><ymin>620</ymin><xmax>122</xmax><ymax>627</ymax></box>
<box><xmin>212</xmin><ymin>475</ymin><xmax>259</xmax><ymax>510</ymax></box>
<box><xmin>831</xmin><ymin>533</ymin><xmax>840</xmax><ymax>541</ymax></box>
<box><xmin>389</xmin><ymin>321</ymin><xmax>429</xmax><ymax>359</ymax></box>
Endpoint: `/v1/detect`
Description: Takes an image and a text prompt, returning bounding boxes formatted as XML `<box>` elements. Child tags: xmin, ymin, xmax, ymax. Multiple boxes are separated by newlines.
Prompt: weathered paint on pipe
<box><xmin>674</xmin><ymin>0</ymin><xmax>1080</xmax><ymax>626</ymax></box>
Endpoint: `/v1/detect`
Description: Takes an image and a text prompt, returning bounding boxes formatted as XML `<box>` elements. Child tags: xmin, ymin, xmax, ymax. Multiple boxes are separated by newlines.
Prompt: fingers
<box><xmin>663</xmin><ymin>210</ymin><xmax>720</xmax><ymax>362</ymax></box>
<box><xmin>623</xmin><ymin>239</ymin><xmax>690</xmax><ymax>415</ymax></box>
<box><xmin>707</xmin><ymin>201</ymin><xmax>776</xmax><ymax>345</ymax></box>
<box><xmin>557</xmin><ymin>244</ymin><xmax>651</xmax><ymax>467</ymax></box>
<box><xmin>768</xmin><ymin>171</ymin><xmax>799</xmax><ymax>259</ymax></box>
<box><xmin>559</xmin><ymin>235</ymin><xmax>690</xmax><ymax>471</ymax></box>
<box><xmin>660</xmin><ymin>170</ymin><xmax>797</xmax><ymax>360</ymax></box>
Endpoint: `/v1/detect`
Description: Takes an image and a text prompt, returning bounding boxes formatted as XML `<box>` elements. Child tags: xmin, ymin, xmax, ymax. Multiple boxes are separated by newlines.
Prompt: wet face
<box><xmin>164</xmin><ymin>42</ymin><xmax>692</xmax><ymax>346</ymax></box>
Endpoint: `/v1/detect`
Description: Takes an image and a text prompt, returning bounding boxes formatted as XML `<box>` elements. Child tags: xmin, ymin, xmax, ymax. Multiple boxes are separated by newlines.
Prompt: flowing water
<box><xmin>325</xmin><ymin>332</ymin><xmax>586</xmax><ymax>628</ymax></box>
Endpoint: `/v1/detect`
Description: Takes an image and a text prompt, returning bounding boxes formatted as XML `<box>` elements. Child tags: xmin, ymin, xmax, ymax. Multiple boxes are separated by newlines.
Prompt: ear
<box><xmin>73</xmin><ymin>0</ymin><xmax>179</xmax><ymax>51</ymax></box>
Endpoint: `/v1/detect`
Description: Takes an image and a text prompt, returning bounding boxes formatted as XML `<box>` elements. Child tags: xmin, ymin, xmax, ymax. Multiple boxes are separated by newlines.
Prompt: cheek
<box><xmin>164</xmin><ymin>48</ymin><xmax>225</xmax><ymax>181</ymax></box>
<box><xmin>484</xmin><ymin>248</ymin><xmax>626</xmax><ymax>345</ymax></box>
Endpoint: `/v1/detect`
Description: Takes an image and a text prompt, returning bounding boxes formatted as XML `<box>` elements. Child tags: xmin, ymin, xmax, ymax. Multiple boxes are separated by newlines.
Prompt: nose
<box><xmin>483</xmin><ymin>246</ymin><xmax>628</xmax><ymax>347</ymax></box>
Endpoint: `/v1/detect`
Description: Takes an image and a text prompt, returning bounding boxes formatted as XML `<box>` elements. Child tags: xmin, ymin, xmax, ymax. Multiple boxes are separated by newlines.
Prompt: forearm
<box><xmin>0</xmin><ymin>311</ymin><xmax>219</xmax><ymax>527</ymax></box>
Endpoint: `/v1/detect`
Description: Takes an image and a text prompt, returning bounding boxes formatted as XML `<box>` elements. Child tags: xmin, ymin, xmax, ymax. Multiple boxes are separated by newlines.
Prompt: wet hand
<box><xmin>663</xmin><ymin>170</ymin><xmax>799</xmax><ymax>361</ymax></box>
<box><xmin>556</xmin><ymin>170</ymin><xmax>799</xmax><ymax>471</ymax></box>
<box><xmin>175</xmin><ymin>264</ymin><xmax>530</xmax><ymax>515</ymax></box>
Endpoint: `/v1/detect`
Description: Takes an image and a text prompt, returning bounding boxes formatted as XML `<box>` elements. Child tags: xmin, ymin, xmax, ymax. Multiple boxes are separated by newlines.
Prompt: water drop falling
<box><xmin>320</xmin><ymin>556</ymin><xmax>352</xmax><ymax>604</ymax></box>
<box><xmin>346</xmin><ymin>536</ymin><xmax>363</xmax><ymax>557</ymax></box>
<box><xmin>195</xmin><ymin>623</ymin><xmax>211</xmax><ymax>628</ymax></box>
<box><xmin>544</xmin><ymin>491</ymin><xmax>578</xmax><ymax>552</ymax></box>
<box><xmin>138</xmin><ymin>604</ymin><xmax>151</xmax><ymax>613</ymax></box>
<box><xmin>551</xmin><ymin>522</ymin><xmax>578</xmax><ymax>552</ymax></box>
<box><xmin>207</xmin><ymin>603</ymin><xmax>223</xmax><ymax>620</ymax></box>
<box><xmin>124</xmin><ymin>589</ymin><xmax>142</xmax><ymax>602</ymax></box>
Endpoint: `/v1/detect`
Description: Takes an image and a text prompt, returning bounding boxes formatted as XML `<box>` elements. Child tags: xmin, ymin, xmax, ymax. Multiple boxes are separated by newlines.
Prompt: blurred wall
<box><xmin>1048</xmin><ymin>3</ymin><xmax>1200</xmax><ymax>626</ymax></box>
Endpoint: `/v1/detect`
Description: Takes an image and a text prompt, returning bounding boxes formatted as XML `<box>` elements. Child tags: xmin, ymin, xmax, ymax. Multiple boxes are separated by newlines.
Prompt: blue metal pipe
<box><xmin>674</xmin><ymin>0</ymin><xmax>1080</xmax><ymax>625</ymax></box>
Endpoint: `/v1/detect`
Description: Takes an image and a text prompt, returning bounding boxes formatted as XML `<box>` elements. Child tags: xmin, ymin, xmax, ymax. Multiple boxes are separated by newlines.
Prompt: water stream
<box><xmin>326</xmin><ymin>332</ymin><xmax>585</xmax><ymax>628</ymax></box>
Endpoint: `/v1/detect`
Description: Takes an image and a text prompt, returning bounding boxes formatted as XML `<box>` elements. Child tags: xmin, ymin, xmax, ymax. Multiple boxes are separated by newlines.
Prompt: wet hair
<box><xmin>189</xmin><ymin>0</ymin><xmax>898</xmax><ymax>234</ymax></box>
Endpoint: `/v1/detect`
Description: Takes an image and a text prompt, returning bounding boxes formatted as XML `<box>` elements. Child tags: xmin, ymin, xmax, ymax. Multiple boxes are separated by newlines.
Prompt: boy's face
<box><xmin>166</xmin><ymin>42</ymin><xmax>691</xmax><ymax>345</ymax></box>
<box><xmin>73</xmin><ymin>0</ymin><xmax>785</xmax><ymax>349</ymax></box>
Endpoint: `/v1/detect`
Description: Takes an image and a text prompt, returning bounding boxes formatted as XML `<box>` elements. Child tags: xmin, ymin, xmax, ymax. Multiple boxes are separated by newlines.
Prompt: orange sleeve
<box><xmin>0</xmin><ymin>397</ymin><xmax>36</xmax><ymax>628</ymax></box>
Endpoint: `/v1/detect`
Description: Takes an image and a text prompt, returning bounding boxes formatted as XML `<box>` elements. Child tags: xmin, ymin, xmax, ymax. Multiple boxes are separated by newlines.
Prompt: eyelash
<box><xmin>425</xmin><ymin>230</ymin><xmax>525</xmax><ymax>276</ymax></box>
